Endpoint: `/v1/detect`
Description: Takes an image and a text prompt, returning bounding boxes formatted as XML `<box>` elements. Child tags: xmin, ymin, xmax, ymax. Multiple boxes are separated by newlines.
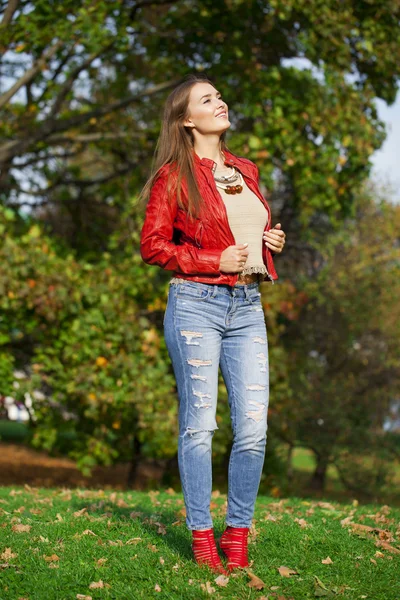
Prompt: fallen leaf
<box><xmin>12</xmin><ymin>524</ymin><xmax>31</xmax><ymax>533</ymax></box>
<box><xmin>43</xmin><ymin>554</ymin><xmax>60</xmax><ymax>562</ymax></box>
<box><xmin>294</xmin><ymin>518</ymin><xmax>311</xmax><ymax>529</ymax></box>
<box><xmin>321</xmin><ymin>557</ymin><xmax>333</xmax><ymax>564</ymax></box>
<box><xmin>278</xmin><ymin>565</ymin><xmax>298</xmax><ymax>577</ymax></box>
<box><xmin>200</xmin><ymin>581</ymin><xmax>216</xmax><ymax>594</ymax></box>
<box><xmin>126</xmin><ymin>538</ymin><xmax>142</xmax><ymax>545</ymax></box>
<box><xmin>316</xmin><ymin>502</ymin><xmax>336</xmax><ymax>510</ymax></box>
<box><xmin>246</xmin><ymin>569</ymin><xmax>266</xmax><ymax>589</ymax></box>
<box><xmin>375</xmin><ymin>540</ymin><xmax>400</xmax><ymax>554</ymax></box>
<box><xmin>0</xmin><ymin>548</ymin><xmax>18</xmax><ymax>560</ymax></box>
<box><xmin>76</xmin><ymin>595</ymin><xmax>92</xmax><ymax>600</ymax></box>
<box><xmin>73</xmin><ymin>508</ymin><xmax>88</xmax><ymax>518</ymax></box>
<box><xmin>88</xmin><ymin>580</ymin><xmax>110</xmax><ymax>589</ymax></box>
<box><xmin>96</xmin><ymin>558</ymin><xmax>108</xmax><ymax>566</ymax></box>
<box><xmin>82</xmin><ymin>530</ymin><xmax>97</xmax><ymax>536</ymax></box>
<box><xmin>215</xmin><ymin>574</ymin><xmax>229</xmax><ymax>587</ymax></box>
<box><xmin>154</xmin><ymin>584</ymin><xmax>161</xmax><ymax>592</ymax></box>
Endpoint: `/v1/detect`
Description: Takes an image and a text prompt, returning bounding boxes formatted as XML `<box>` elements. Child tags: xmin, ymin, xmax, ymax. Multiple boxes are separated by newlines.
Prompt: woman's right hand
<box><xmin>219</xmin><ymin>243</ymin><xmax>249</xmax><ymax>273</ymax></box>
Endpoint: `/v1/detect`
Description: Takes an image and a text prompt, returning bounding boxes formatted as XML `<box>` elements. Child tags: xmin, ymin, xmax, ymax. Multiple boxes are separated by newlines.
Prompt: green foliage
<box><xmin>0</xmin><ymin>207</ymin><xmax>177</xmax><ymax>474</ymax></box>
<box><xmin>273</xmin><ymin>188</ymin><xmax>400</xmax><ymax>494</ymax></box>
<box><xmin>1</xmin><ymin>0</ymin><xmax>399</xmax><ymax>244</ymax></box>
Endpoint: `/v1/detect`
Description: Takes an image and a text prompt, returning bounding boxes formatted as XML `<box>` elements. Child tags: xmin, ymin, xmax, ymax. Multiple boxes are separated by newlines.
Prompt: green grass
<box><xmin>0</xmin><ymin>487</ymin><xmax>399</xmax><ymax>600</ymax></box>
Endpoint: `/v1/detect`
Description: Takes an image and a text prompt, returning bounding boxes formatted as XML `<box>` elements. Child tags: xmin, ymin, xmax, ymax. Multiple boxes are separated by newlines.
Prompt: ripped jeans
<box><xmin>164</xmin><ymin>280</ymin><xmax>269</xmax><ymax>531</ymax></box>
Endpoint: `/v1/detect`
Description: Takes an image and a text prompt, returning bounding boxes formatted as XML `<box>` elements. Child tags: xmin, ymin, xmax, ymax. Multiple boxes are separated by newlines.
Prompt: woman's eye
<box><xmin>204</xmin><ymin>97</ymin><xmax>223</xmax><ymax>104</ymax></box>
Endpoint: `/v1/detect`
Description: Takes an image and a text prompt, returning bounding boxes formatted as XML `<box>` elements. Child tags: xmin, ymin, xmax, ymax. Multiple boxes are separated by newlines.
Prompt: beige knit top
<box><xmin>170</xmin><ymin>168</ymin><xmax>268</xmax><ymax>283</ymax></box>
<box><xmin>219</xmin><ymin>176</ymin><xmax>268</xmax><ymax>276</ymax></box>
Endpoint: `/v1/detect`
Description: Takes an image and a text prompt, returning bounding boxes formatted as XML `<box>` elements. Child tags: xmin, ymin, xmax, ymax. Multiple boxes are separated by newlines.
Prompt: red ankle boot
<box><xmin>192</xmin><ymin>528</ymin><xmax>229</xmax><ymax>576</ymax></box>
<box><xmin>219</xmin><ymin>525</ymin><xmax>250</xmax><ymax>570</ymax></box>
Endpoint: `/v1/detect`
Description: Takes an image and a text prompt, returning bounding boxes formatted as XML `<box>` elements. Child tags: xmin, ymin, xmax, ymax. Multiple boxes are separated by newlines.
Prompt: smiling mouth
<box><xmin>216</xmin><ymin>113</ymin><xmax>228</xmax><ymax>118</ymax></box>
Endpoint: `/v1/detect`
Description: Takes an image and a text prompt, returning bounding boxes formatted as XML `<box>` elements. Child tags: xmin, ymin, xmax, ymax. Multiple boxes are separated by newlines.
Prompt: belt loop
<box><xmin>211</xmin><ymin>284</ymin><xmax>217</xmax><ymax>298</ymax></box>
<box><xmin>244</xmin><ymin>283</ymin><xmax>250</xmax><ymax>301</ymax></box>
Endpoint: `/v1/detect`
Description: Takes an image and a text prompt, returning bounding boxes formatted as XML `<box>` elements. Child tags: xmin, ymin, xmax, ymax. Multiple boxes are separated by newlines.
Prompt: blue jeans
<box><xmin>164</xmin><ymin>280</ymin><xmax>269</xmax><ymax>530</ymax></box>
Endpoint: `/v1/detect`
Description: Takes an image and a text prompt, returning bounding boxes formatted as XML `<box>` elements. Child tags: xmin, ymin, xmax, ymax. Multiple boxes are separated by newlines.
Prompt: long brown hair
<box><xmin>138</xmin><ymin>74</ymin><xmax>230</xmax><ymax>220</ymax></box>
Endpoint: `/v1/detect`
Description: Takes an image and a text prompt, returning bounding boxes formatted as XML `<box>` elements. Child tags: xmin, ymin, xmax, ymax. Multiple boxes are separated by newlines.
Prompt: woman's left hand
<box><xmin>263</xmin><ymin>222</ymin><xmax>286</xmax><ymax>253</ymax></box>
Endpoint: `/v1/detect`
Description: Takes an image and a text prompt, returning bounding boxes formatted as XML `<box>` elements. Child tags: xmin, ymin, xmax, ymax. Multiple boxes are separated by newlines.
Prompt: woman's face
<box><xmin>183</xmin><ymin>82</ymin><xmax>230</xmax><ymax>135</ymax></box>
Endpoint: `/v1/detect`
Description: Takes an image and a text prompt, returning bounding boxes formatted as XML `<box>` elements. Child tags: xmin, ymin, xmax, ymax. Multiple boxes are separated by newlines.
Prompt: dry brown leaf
<box><xmin>76</xmin><ymin>595</ymin><xmax>92</xmax><ymax>600</ymax></box>
<box><xmin>43</xmin><ymin>554</ymin><xmax>60</xmax><ymax>562</ymax></box>
<box><xmin>375</xmin><ymin>540</ymin><xmax>400</xmax><ymax>554</ymax></box>
<box><xmin>96</xmin><ymin>558</ymin><xmax>108</xmax><ymax>566</ymax></box>
<box><xmin>316</xmin><ymin>502</ymin><xmax>336</xmax><ymax>510</ymax></box>
<box><xmin>108</xmin><ymin>540</ymin><xmax>123</xmax><ymax>546</ymax></box>
<box><xmin>200</xmin><ymin>581</ymin><xmax>216</xmax><ymax>594</ymax></box>
<box><xmin>294</xmin><ymin>518</ymin><xmax>311</xmax><ymax>529</ymax></box>
<box><xmin>130</xmin><ymin>511</ymin><xmax>143</xmax><ymax>519</ymax></box>
<box><xmin>246</xmin><ymin>569</ymin><xmax>266</xmax><ymax>589</ymax></box>
<box><xmin>214</xmin><ymin>574</ymin><xmax>229</xmax><ymax>587</ymax></box>
<box><xmin>278</xmin><ymin>566</ymin><xmax>298</xmax><ymax>578</ymax></box>
<box><xmin>147</xmin><ymin>543</ymin><xmax>158</xmax><ymax>552</ymax></box>
<box><xmin>116</xmin><ymin>499</ymin><xmax>129</xmax><ymax>508</ymax></box>
<box><xmin>321</xmin><ymin>556</ymin><xmax>333</xmax><ymax>564</ymax></box>
<box><xmin>159</xmin><ymin>557</ymin><xmax>165</xmax><ymax>565</ymax></box>
<box><xmin>82</xmin><ymin>530</ymin><xmax>97</xmax><ymax>536</ymax></box>
<box><xmin>12</xmin><ymin>524</ymin><xmax>31</xmax><ymax>533</ymax></box>
<box><xmin>126</xmin><ymin>538</ymin><xmax>142</xmax><ymax>545</ymax></box>
<box><xmin>370</xmin><ymin>558</ymin><xmax>377</xmax><ymax>565</ymax></box>
<box><xmin>154</xmin><ymin>584</ymin><xmax>161</xmax><ymax>592</ymax></box>
<box><xmin>39</xmin><ymin>536</ymin><xmax>49</xmax><ymax>543</ymax></box>
<box><xmin>48</xmin><ymin>563</ymin><xmax>59</xmax><ymax>569</ymax></box>
<box><xmin>55</xmin><ymin>513</ymin><xmax>63</xmax><ymax>522</ymax></box>
<box><xmin>0</xmin><ymin>548</ymin><xmax>17</xmax><ymax>560</ymax></box>
<box><xmin>73</xmin><ymin>508</ymin><xmax>88</xmax><ymax>518</ymax></box>
<box><xmin>89</xmin><ymin>579</ymin><xmax>111</xmax><ymax>590</ymax></box>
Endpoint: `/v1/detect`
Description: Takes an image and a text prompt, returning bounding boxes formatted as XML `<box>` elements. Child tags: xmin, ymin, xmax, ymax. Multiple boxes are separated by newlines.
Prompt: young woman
<box><xmin>140</xmin><ymin>74</ymin><xmax>286</xmax><ymax>576</ymax></box>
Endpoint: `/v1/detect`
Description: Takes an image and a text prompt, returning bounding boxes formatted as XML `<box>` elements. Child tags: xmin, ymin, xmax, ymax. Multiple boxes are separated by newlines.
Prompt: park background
<box><xmin>0</xmin><ymin>1</ymin><xmax>400</xmax><ymax>598</ymax></box>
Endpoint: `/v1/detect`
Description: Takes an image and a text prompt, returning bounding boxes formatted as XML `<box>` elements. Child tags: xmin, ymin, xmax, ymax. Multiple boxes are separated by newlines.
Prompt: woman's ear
<box><xmin>184</xmin><ymin>118</ymin><xmax>195</xmax><ymax>128</ymax></box>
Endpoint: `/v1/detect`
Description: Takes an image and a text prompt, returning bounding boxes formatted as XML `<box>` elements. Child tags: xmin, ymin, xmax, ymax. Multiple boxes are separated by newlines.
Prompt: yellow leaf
<box><xmin>96</xmin><ymin>356</ymin><xmax>108</xmax><ymax>367</ymax></box>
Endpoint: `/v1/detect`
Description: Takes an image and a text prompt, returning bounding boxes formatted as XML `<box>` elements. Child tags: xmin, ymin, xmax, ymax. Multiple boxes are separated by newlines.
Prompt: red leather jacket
<box><xmin>140</xmin><ymin>148</ymin><xmax>278</xmax><ymax>286</ymax></box>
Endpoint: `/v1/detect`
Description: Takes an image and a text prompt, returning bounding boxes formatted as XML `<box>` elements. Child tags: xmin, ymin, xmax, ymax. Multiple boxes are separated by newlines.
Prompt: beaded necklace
<box><xmin>213</xmin><ymin>166</ymin><xmax>243</xmax><ymax>195</ymax></box>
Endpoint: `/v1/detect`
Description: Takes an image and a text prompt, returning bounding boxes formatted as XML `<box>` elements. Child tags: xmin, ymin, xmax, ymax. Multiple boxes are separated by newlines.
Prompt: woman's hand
<box><xmin>219</xmin><ymin>243</ymin><xmax>249</xmax><ymax>272</ymax></box>
<box><xmin>263</xmin><ymin>223</ymin><xmax>286</xmax><ymax>253</ymax></box>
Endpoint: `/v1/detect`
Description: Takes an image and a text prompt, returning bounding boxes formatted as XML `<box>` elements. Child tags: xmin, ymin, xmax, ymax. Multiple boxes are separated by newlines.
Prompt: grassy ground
<box><xmin>0</xmin><ymin>486</ymin><xmax>399</xmax><ymax>600</ymax></box>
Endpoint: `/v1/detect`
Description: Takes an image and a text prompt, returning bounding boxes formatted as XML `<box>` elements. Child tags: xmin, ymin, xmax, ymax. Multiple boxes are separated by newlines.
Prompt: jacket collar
<box><xmin>192</xmin><ymin>148</ymin><xmax>250</xmax><ymax>174</ymax></box>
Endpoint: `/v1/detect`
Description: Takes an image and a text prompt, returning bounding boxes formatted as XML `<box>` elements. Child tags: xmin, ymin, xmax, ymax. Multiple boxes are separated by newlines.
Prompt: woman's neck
<box><xmin>193</xmin><ymin>137</ymin><xmax>225</xmax><ymax>168</ymax></box>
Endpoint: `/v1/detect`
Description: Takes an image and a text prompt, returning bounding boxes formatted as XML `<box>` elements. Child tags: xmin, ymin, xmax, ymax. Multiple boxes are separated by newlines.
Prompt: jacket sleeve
<box><xmin>140</xmin><ymin>172</ymin><xmax>223</xmax><ymax>274</ymax></box>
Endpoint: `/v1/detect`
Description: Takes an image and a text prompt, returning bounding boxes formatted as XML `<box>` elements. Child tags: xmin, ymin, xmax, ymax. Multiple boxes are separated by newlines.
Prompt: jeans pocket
<box><xmin>176</xmin><ymin>282</ymin><xmax>211</xmax><ymax>301</ymax></box>
<box><xmin>248</xmin><ymin>291</ymin><xmax>262</xmax><ymax>305</ymax></box>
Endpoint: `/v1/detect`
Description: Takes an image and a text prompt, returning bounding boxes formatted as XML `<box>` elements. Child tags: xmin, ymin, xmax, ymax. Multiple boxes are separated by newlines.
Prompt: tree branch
<box><xmin>0</xmin><ymin>0</ymin><xmax>19</xmax><ymax>27</ymax></box>
<box><xmin>0</xmin><ymin>78</ymin><xmax>182</xmax><ymax>164</ymax></box>
<box><xmin>0</xmin><ymin>39</ymin><xmax>63</xmax><ymax>109</ymax></box>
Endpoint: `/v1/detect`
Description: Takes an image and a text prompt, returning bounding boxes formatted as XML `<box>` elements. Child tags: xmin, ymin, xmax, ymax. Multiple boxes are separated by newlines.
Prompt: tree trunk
<box><xmin>309</xmin><ymin>453</ymin><xmax>329</xmax><ymax>491</ymax></box>
<box><xmin>286</xmin><ymin>443</ymin><xmax>294</xmax><ymax>482</ymax></box>
<box><xmin>127</xmin><ymin>435</ymin><xmax>142</xmax><ymax>488</ymax></box>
